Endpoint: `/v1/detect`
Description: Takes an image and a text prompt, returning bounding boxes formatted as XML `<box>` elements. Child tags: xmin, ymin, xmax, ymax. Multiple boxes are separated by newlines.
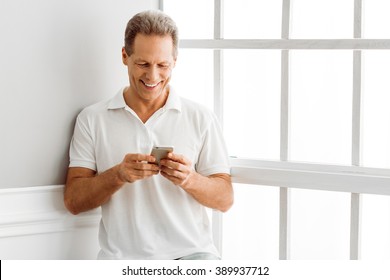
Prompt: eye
<box><xmin>158</xmin><ymin>63</ymin><xmax>170</xmax><ymax>69</ymax></box>
<box><xmin>136</xmin><ymin>63</ymin><xmax>149</xmax><ymax>68</ymax></box>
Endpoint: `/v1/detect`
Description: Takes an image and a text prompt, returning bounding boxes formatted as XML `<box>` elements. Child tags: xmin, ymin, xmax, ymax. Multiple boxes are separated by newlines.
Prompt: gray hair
<box><xmin>124</xmin><ymin>10</ymin><xmax>179</xmax><ymax>58</ymax></box>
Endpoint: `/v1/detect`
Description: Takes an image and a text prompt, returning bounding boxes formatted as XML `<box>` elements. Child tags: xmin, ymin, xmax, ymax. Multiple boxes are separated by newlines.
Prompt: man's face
<box><xmin>122</xmin><ymin>34</ymin><xmax>176</xmax><ymax>103</ymax></box>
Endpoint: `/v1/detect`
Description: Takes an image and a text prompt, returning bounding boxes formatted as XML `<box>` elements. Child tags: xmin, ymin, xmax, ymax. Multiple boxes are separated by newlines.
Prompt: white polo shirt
<box><xmin>69</xmin><ymin>86</ymin><xmax>230</xmax><ymax>260</ymax></box>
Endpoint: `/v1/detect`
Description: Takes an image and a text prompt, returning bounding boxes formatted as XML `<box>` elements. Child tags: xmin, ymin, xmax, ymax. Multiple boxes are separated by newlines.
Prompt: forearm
<box><xmin>65</xmin><ymin>154</ymin><xmax>160</xmax><ymax>215</ymax></box>
<box><xmin>64</xmin><ymin>165</ymin><xmax>124</xmax><ymax>215</ymax></box>
<box><xmin>181</xmin><ymin>173</ymin><xmax>233</xmax><ymax>212</ymax></box>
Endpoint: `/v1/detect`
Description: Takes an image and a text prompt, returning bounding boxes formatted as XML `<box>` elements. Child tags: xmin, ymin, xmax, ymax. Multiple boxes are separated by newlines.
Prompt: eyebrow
<box><xmin>134</xmin><ymin>58</ymin><xmax>170</xmax><ymax>65</ymax></box>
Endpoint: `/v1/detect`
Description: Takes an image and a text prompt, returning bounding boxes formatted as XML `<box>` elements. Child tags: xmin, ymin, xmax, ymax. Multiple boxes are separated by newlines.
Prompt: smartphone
<box><xmin>150</xmin><ymin>146</ymin><xmax>174</xmax><ymax>165</ymax></box>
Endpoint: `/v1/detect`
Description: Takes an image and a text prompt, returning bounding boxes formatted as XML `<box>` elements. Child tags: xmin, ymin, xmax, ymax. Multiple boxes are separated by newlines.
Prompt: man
<box><xmin>64</xmin><ymin>10</ymin><xmax>233</xmax><ymax>260</ymax></box>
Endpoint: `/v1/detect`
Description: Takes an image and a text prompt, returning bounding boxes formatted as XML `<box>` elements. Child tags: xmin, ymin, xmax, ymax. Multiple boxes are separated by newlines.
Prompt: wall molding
<box><xmin>0</xmin><ymin>185</ymin><xmax>100</xmax><ymax>238</ymax></box>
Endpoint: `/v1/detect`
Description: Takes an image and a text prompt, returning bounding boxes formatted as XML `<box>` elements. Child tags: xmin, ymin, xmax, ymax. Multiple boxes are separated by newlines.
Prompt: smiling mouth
<box><xmin>142</xmin><ymin>81</ymin><xmax>160</xmax><ymax>88</ymax></box>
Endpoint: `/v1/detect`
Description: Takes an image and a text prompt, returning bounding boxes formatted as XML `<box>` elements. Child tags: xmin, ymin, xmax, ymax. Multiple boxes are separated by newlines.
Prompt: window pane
<box><xmin>223</xmin><ymin>184</ymin><xmax>279</xmax><ymax>259</ymax></box>
<box><xmin>171</xmin><ymin>49</ymin><xmax>214</xmax><ymax>110</ymax></box>
<box><xmin>223</xmin><ymin>50</ymin><xmax>281</xmax><ymax>160</ymax></box>
<box><xmin>361</xmin><ymin>194</ymin><xmax>390</xmax><ymax>259</ymax></box>
<box><xmin>290</xmin><ymin>0</ymin><xmax>353</xmax><ymax>38</ymax></box>
<box><xmin>361</xmin><ymin>51</ymin><xmax>390</xmax><ymax>169</ymax></box>
<box><xmin>363</xmin><ymin>0</ymin><xmax>390</xmax><ymax>38</ymax></box>
<box><xmin>290</xmin><ymin>189</ymin><xmax>350</xmax><ymax>259</ymax></box>
<box><xmin>224</xmin><ymin>0</ymin><xmax>282</xmax><ymax>39</ymax></box>
<box><xmin>163</xmin><ymin>0</ymin><xmax>213</xmax><ymax>39</ymax></box>
<box><xmin>289</xmin><ymin>51</ymin><xmax>353</xmax><ymax>165</ymax></box>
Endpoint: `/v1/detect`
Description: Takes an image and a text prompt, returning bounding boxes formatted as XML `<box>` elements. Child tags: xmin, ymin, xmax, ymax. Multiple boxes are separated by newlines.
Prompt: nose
<box><xmin>145</xmin><ymin>65</ymin><xmax>159</xmax><ymax>82</ymax></box>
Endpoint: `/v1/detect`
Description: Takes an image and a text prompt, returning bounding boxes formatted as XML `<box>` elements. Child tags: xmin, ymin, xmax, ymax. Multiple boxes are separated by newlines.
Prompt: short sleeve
<box><xmin>69</xmin><ymin>112</ymin><xmax>97</xmax><ymax>171</ymax></box>
<box><xmin>196</xmin><ymin>113</ymin><xmax>231</xmax><ymax>176</ymax></box>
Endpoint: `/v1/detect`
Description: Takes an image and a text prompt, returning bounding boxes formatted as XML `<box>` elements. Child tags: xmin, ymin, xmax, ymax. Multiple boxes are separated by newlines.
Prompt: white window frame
<box><xmin>161</xmin><ymin>0</ymin><xmax>390</xmax><ymax>260</ymax></box>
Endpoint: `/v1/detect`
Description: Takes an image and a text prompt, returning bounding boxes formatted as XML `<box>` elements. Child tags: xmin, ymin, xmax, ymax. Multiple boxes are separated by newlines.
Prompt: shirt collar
<box><xmin>163</xmin><ymin>86</ymin><xmax>181</xmax><ymax>112</ymax></box>
<box><xmin>107</xmin><ymin>86</ymin><xmax>182</xmax><ymax>112</ymax></box>
<box><xmin>107</xmin><ymin>88</ymin><xmax>127</xmax><ymax>110</ymax></box>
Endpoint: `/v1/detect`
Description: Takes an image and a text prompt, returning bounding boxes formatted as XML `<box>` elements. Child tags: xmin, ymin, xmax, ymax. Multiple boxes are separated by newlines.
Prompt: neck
<box><xmin>123</xmin><ymin>87</ymin><xmax>169</xmax><ymax>123</ymax></box>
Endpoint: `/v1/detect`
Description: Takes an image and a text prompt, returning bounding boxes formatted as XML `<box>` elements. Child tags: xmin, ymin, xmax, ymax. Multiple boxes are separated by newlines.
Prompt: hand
<box><xmin>160</xmin><ymin>153</ymin><xmax>194</xmax><ymax>187</ymax></box>
<box><xmin>117</xmin><ymin>153</ymin><xmax>160</xmax><ymax>183</ymax></box>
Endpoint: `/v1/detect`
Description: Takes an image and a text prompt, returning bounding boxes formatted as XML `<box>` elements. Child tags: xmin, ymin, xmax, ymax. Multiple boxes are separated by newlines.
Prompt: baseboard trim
<box><xmin>0</xmin><ymin>185</ymin><xmax>100</xmax><ymax>238</ymax></box>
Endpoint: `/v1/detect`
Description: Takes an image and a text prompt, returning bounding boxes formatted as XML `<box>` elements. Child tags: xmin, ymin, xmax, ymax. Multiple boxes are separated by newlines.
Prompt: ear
<box><xmin>122</xmin><ymin>47</ymin><xmax>128</xmax><ymax>65</ymax></box>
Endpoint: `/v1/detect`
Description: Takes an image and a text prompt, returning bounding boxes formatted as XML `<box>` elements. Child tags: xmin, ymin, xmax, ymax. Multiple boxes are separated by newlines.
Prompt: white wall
<box><xmin>0</xmin><ymin>0</ymin><xmax>158</xmax><ymax>259</ymax></box>
<box><xmin>0</xmin><ymin>185</ymin><xmax>101</xmax><ymax>259</ymax></box>
<box><xmin>0</xmin><ymin>0</ymin><xmax>158</xmax><ymax>188</ymax></box>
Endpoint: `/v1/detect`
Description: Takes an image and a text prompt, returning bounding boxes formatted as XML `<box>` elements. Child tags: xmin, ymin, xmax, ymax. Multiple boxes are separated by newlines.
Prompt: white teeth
<box><xmin>144</xmin><ymin>82</ymin><xmax>159</xmax><ymax>87</ymax></box>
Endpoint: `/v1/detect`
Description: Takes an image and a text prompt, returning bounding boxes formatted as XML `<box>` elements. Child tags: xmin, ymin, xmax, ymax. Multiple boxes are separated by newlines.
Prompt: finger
<box><xmin>123</xmin><ymin>164</ymin><xmax>158</xmax><ymax>175</ymax></box>
<box><xmin>160</xmin><ymin>171</ymin><xmax>182</xmax><ymax>185</ymax></box>
<box><xmin>159</xmin><ymin>159</ymin><xmax>184</xmax><ymax>171</ymax></box>
<box><xmin>128</xmin><ymin>161</ymin><xmax>160</xmax><ymax>171</ymax></box>
<box><xmin>125</xmin><ymin>153</ymin><xmax>156</xmax><ymax>163</ymax></box>
<box><xmin>160</xmin><ymin>166</ymin><xmax>186</xmax><ymax>180</ymax></box>
<box><xmin>166</xmin><ymin>153</ymin><xmax>191</xmax><ymax>166</ymax></box>
<box><xmin>123</xmin><ymin>169</ymin><xmax>159</xmax><ymax>182</ymax></box>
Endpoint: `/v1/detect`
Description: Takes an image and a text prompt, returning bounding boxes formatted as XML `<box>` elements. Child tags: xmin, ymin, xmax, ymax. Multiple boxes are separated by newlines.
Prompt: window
<box><xmin>290</xmin><ymin>0</ymin><xmax>353</xmax><ymax>39</ymax></box>
<box><xmin>222</xmin><ymin>184</ymin><xmax>279</xmax><ymax>259</ymax></box>
<box><xmin>170</xmin><ymin>49</ymin><xmax>214</xmax><ymax>109</ymax></box>
<box><xmin>223</xmin><ymin>50</ymin><xmax>281</xmax><ymax>160</ymax></box>
<box><xmin>361</xmin><ymin>51</ymin><xmax>390</xmax><ymax>169</ymax></box>
<box><xmin>162</xmin><ymin>0</ymin><xmax>390</xmax><ymax>260</ymax></box>
<box><xmin>224</xmin><ymin>0</ymin><xmax>282</xmax><ymax>39</ymax></box>
<box><xmin>289</xmin><ymin>50</ymin><xmax>353</xmax><ymax>165</ymax></box>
